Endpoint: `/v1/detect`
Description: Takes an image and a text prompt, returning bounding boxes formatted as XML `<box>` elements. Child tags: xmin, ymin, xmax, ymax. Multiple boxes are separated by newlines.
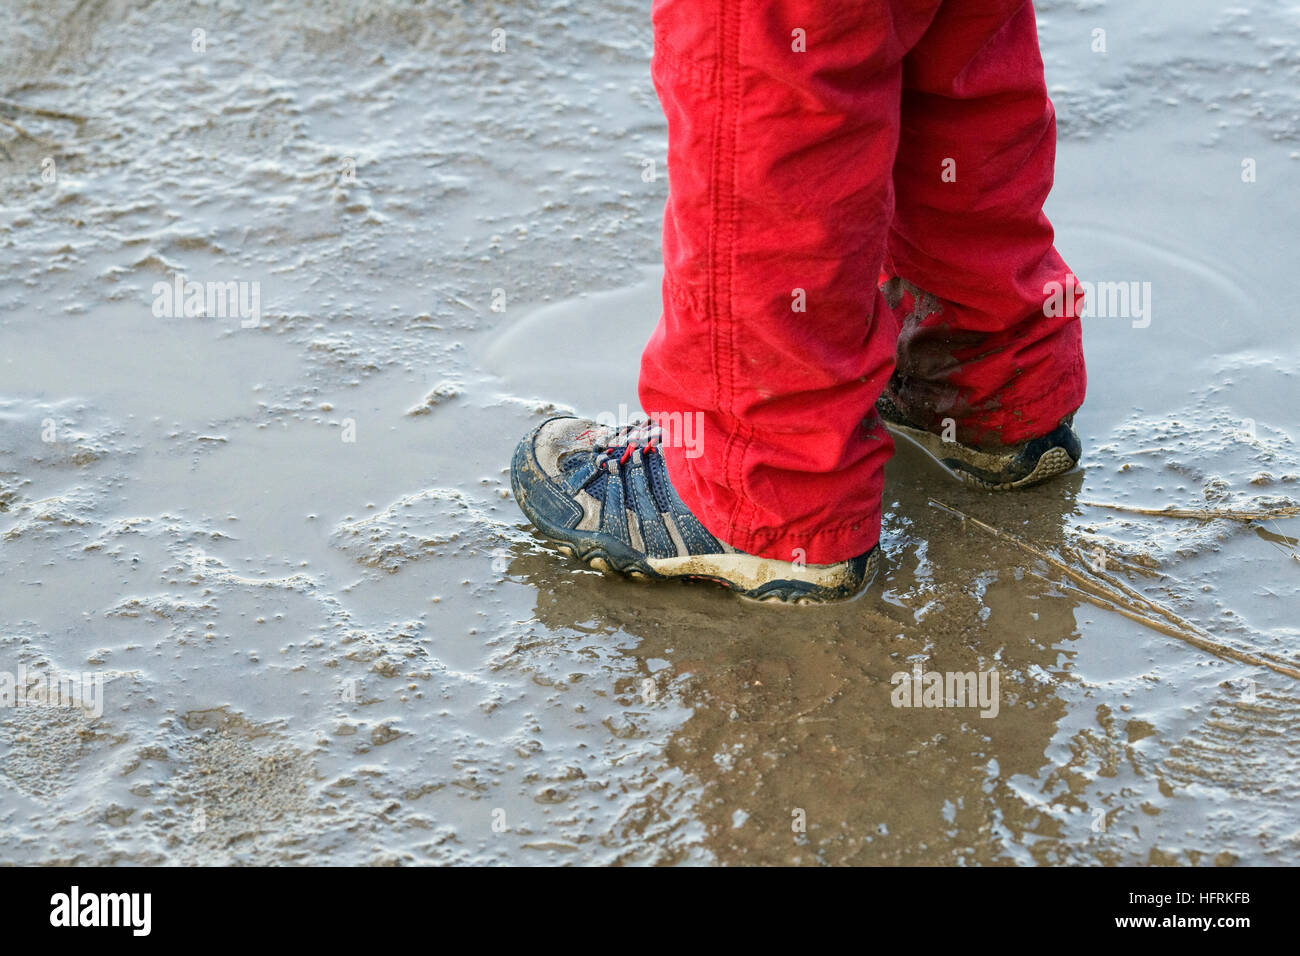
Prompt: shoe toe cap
<box><xmin>528</xmin><ymin>416</ymin><xmax>609</xmax><ymax>477</ymax></box>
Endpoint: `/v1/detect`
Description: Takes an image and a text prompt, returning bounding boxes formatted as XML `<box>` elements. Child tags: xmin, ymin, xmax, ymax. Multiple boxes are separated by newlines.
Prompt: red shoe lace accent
<box><xmin>597</xmin><ymin>423</ymin><xmax>660</xmax><ymax>470</ymax></box>
<box><xmin>614</xmin><ymin>436</ymin><xmax>657</xmax><ymax>465</ymax></box>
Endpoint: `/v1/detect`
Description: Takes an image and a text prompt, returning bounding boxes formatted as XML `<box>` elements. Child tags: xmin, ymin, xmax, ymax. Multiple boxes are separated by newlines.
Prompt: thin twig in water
<box><xmin>1067</xmin><ymin>541</ymin><xmax>1166</xmax><ymax>579</ymax></box>
<box><xmin>1030</xmin><ymin>572</ymin><xmax>1300</xmax><ymax>679</ymax></box>
<box><xmin>1262</xmin><ymin>519</ymin><xmax>1300</xmax><ymax>564</ymax></box>
<box><xmin>1058</xmin><ymin>541</ymin><xmax>1209</xmax><ymax>638</ymax></box>
<box><xmin>929</xmin><ymin>498</ymin><xmax>1300</xmax><ymax>682</ymax></box>
<box><xmin>1263</xmin><ymin>538</ymin><xmax>1300</xmax><ymax>564</ymax></box>
<box><xmin>1080</xmin><ymin>500</ymin><xmax>1299</xmax><ymax>521</ymax></box>
<box><xmin>0</xmin><ymin>115</ymin><xmax>57</xmax><ymax>148</ymax></box>
<box><xmin>0</xmin><ymin>98</ymin><xmax>87</xmax><ymax>123</ymax></box>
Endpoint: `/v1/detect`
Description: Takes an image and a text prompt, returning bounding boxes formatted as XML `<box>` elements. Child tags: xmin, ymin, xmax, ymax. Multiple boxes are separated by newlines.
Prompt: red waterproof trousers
<box><xmin>638</xmin><ymin>0</ymin><xmax>1086</xmax><ymax>564</ymax></box>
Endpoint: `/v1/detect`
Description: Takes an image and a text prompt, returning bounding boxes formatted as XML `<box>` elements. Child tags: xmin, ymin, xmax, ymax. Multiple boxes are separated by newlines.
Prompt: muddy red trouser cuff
<box><xmin>637</xmin><ymin>0</ymin><xmax>1087</xmax><ymax>565</ymax></box>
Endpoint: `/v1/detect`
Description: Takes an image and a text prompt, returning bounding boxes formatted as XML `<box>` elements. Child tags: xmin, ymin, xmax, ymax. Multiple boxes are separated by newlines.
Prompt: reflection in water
<box><xmin>507</xmin><ymin>440</ymin><xmax>1123</xmax><ymax>864</ymax></box>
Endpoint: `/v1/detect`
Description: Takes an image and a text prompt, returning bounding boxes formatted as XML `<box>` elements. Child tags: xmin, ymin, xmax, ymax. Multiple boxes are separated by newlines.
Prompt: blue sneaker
<box><xmin>877</xmin><ymin>395</ymin><xmax>1081</xmax><ymax>490</ymax></box>
<box><xmin>510</xmin><ymin>416</ymin><xmax>879</xmax><ymax>604</ymax></box>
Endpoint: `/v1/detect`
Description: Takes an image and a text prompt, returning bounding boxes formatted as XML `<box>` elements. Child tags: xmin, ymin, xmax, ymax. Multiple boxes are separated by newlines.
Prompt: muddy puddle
<box><xmin>1</xmin><ymin>0</ymin><xmax>1297</xmax><ymax>864</ymax></box>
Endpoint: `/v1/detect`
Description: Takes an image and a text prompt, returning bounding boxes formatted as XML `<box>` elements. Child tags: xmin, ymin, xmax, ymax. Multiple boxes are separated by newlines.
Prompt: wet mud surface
<box><xmin>1</xmin><ymin>0</ymin><xmax>1298</xmax><ymax>864</ymax></box>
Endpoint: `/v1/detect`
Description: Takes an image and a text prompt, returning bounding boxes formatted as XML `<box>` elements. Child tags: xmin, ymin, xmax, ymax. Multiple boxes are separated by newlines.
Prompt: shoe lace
<box><xmin>595</xmin><ymin>420</ymin><xmax>661</xmax><ymax>471</ymax></box>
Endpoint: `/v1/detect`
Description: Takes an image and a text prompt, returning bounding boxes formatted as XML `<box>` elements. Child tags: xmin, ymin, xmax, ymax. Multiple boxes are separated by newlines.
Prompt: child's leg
<box><xmin>638</xmin><ymin>0</ymin><xmax>942</xmax><ymax>565</ymax></box>
<box><xmin>884</xmin><ymin>0</ymin><xmax>1086</xmax><ymax>449</ymax></box>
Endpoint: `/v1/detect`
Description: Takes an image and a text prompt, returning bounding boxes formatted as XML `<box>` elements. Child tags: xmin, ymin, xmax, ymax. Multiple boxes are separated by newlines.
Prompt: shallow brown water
<box><xmin>1</xmin><ymin>0</ymin><xmax>1297</xmax><ymax>864</ymax></box>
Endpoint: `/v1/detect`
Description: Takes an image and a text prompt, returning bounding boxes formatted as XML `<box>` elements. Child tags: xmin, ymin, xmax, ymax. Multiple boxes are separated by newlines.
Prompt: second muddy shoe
<box><xmin>877</xmin><ymin>396</ymin><xmax>1081</xmax><ymax>490</ymax></box>
<box><xmin>511</xmin><ymin>416</ymin><xmax>879</xmax><ymax>604</ymax></box>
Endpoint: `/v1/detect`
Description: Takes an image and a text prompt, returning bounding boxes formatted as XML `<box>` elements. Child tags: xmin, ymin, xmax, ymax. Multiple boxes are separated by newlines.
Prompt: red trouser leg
<box><xmin>639</xmin><ymin>0</ymin><xmax>944</xmax><ymax>564</ymax></box>
<box><xmin>884</xmin><ymin>0</ymin><xmax>1086</xmax><ymax>447</ymax></box>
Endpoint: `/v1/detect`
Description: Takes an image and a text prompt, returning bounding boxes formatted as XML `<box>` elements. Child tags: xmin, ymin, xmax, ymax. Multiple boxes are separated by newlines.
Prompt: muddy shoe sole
<box><xmin>510</xmin><ymin>419</ymin><xmax>880</xmax><ymax>605</ymax></box>
<box><xmin>878</xmin><ymin>398</ymin><xmax>1081</xmax><ymax>491</ymax></box>
<box><xmin>539</xmin><ymin>530</ymin><xmax>881</xmax><ymax>606</ymax></box>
